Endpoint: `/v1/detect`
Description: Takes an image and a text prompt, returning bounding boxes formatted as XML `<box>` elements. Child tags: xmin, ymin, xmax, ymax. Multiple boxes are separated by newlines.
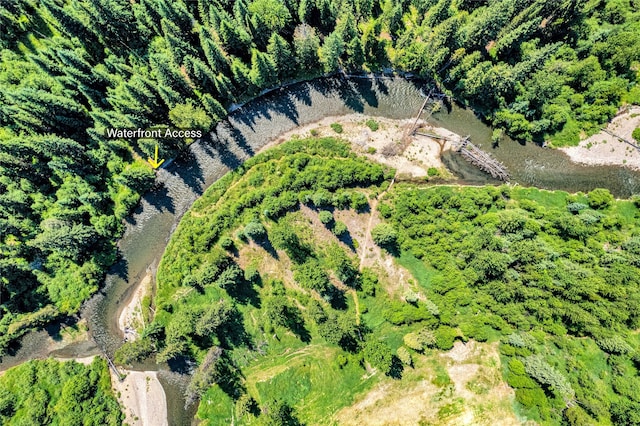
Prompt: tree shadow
<box><xmin>336</xmin><ymin>230</ymin><xmax>357</xmax><ymax>252</ymax></box>
<box><xmin>256</xmin><ymin>237</ymin><xmax>280</xmax><ymax>260</ymax></box>
<box><xmin>216</xmin><ymin>353</ymin><xmax>246</xmax><ymax>400</ymax></box>
<box><xmin>387</xmin><ymin>355</ymin><xmax>404</xmax><ymax>379</ymax></box>
<box><xmin>336</xmin><ymin>79</ymin><xmax>366</xmax><ymax>113</ymax></box>
<box><xmin>223</xmin><ymin>119</ymin><xmax>257</xmax><ymax>158</ymax></box>
<box><xmin>45</xmin><ymin>316</ymin><xmax>80</xmax><ymax>342</ymax></box>
<box><xmin>209</xmin><ymin>133</ymin><xmax>247</xmax><ymax>172</ymax></box>
<box><xmin>218</xmin><ymin>308</ymin><xmax>254</xmax><ymax>349</ymax></box>
<box><xmin>356</xmin><ymin>203</ymin><xmax>371</xmax><ymax>214</ymax></box>
<box><xmin>145</xmin><ymin>181</ymin><xmax>176</xmax><ymax>214</ymax></box>
<box><xmin>326</xmin><ymin>286</ymin><xmax>348</xmax><ymax>310</ymax></box>
<box><xmin>285</xmin><ymin>308</ymin><xmax>311</xmax><ymax>343</ymax></box>
<box><xmin>167</xmin><ymin>355</ymin><xmax>197</xmax><ymax>375</ymax></box>
<box><xmin>356</xmin><ymin>78</ymin><xmax>380</xmax><ymax>109</ymax></box>
<box><xmin>382</xmin><ymin>243</ymin><xmax>401</xmax><ymax>258</ymax></box>
<box><xmin>266</xmin><ymin>92</ymin><xmax>301</xmax><ymax>126</ymax></box>
<box><xmin>168</xmin><ymin>146</ymin><xmax>207</xmax><ymax>196</ymax></box>
<box><xmin>106</xmin><ymin>254</ymin><xmax>129</xmax><ymax>284</ymax></box>
<box><xmin>226</xmin><ymin>278</ymin><xmax>261</xmax><ymax>308</ymax></box>
<box><xmin>289</xmin><ymin>81</ymin><xmax>313</xmax><ymax>107</ymax></box>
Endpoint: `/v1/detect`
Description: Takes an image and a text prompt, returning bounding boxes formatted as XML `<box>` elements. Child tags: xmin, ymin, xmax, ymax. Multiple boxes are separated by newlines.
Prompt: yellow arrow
<box><xmin>147</xmin><ymin>144</ymin><xmax>165</xmax><ymax>169</ymax></box>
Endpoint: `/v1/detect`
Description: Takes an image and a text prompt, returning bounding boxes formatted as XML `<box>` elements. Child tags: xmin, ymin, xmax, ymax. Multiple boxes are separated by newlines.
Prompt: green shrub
<box><xmin>310</xmin><ymin>129</ymin><xmax>319</xmax><ymax>136</ymax></box>
<box><xmin>336</xmin><ymin>353</ymin><xmax>348</xmax><ymax>368</ymax></box>
<box><xmin>365</xmin><ymin>119</ymin><xmax>379</xmax><ymax>131</ymax></box>
<box><xmin>367</xmin><ymin>146</ymin><xmax>377</xmax><ymax>154</ymax></box>
<box><xmin>363</xmin><ymin>340</ymin><xmax>393</xmax><ymax>375</ymax></box>
<box><xmin>350</xmin><ymin>192</ymin><xmax>369</xmax><ymax>211</ymax></box>
<box><xmin>567</xmin><ymin>202</ymin><xmax>589</xmax><ymax>214</ymax></box>
<box><xmin>330</xmin><ymin>123</ymin><xmax>343</xmax><ymax>134</ymax></box>
<box><xmin>371</xmin><ymin>223</ymin><xmax>398</xmax><ymax>247</ymax></box>
<box><xmin>587</xmin><ymin>188</ymin><xmax>613</xmax><ymax>209</ymax></box>
<box><xmin>515</xmin><ymin>388</ymin><xmax>548</xmax><ymax>407</ymax></box>
<box><xmin>508</xmin><ymin>358</ymin><xmax>526</xmax><ymax>376</ymax></box>
<box><xmin>597</xmin><ymin>335</ymin><xmax>633</xmax><ymax>354</ymax></box>
<box><xmin>220</xmin><ymin>237</ymin><xmax>234</xmax><ymax>251</ymax></box>
<box><xmin>332</xmin><ymin>221</ymin><xmax>348</xmax><ymax>236</ymax></box>
<box><xmin>396</xmin><ymin>346</ymin><xmax>413</xmax><ymax>366</ymax></box>
<box><xmin>632</xmin><ymin>127</ymin><xmax>640</xmax><ymax>143</ymax></box>
<box><xmin>244</xmin><ymin>221</ymin><xmax>267</xmax><ymax>240</ymax></box>
<box><xmin>114</xmin><ymin>338</ymin><xmax>154</xmax><ymax>365</ymax></box>
<box><xmin>506</xmin><ymin>372</ymin><xmax>537</xmax><ymax>389</ymax></box>
<box><xmin>318</xmin><ymin>210</ymin><xmax>333</xmax><ymax>224</ymax></box>
<box><xmin>427</xmin><ymin>167</ymin><xmax>439</xmax><ymax>177</ymax></box>
<box><xmin>434</xmin><ymin>326</ymin><xmax>457</xmax><ymax>350</ymax></box>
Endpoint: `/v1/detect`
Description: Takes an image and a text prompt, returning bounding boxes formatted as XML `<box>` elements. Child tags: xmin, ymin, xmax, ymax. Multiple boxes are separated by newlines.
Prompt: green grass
<box><xmin>397</xmin><ymin>251</ymin><xmax>438</xmax><ymax>290</ymax></box>
<box><xmin>613</xmin><ymin>199</ymin><xmax>639</xmax><ymax>225</ymax></box>
<box><xmin>511</xmin><ymin>187</ymin><xmax>569</xmax><ymax>209</ymax></box>
<box><xmin>198</xmin><ymin>344</ymin><xmax>379</xmax><ymax>425</ymax></box>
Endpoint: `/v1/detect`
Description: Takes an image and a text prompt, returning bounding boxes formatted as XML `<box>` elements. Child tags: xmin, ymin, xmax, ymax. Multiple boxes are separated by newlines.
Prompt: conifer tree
<box><xmin>184</xmin><ymin>56</ymin><xmax>218</xmax><ymax>95</ymax></box>
<box><xmin>293</xmin><ymin>24</ymin><xmax>321</xmax><ymax>72</ymax></box>
<box><xmin>320</xmin><ymin>32</ymin><xmax>344</xmax><ymax>72</ymax></box>
<box><xmin>162</xmin><ymin>19</ymin><xmax>198</xmax><ymax>61</ymax></box>
<box><xmin>201</xmin><ymin>94</ymin><xmax>227</xmax><ymax>122</ymax></box>
<box><xmin>267</xmin><ymin>33</ymin><xmax>295</xmax><ymax>81</ymax></box>
<box><xmin>135</xmin><ymin>0</ymin><xmax>163</xmax><ymax>35</ymax></box>
<box><xmin>83</xmin><ymin>0</ymin><xmax>144</xmax><ymax>53</ymax></box>
<box><xmin>149</xmin><ymin>52</ymin><xmax>192</xmax><ymax>101</ymax></box>
<box><xmin>230</xmin><ymin>58</ymin><xmax>253</xmax><ymax>95</ymax></box>
<box><xmin>219</xmin><ymin>19</ymin><xmax>252</xmax><ymax>60</ymax></box>
<box><xmin>199</xmin><ymin>29</ymin><xmax>230</xmax><ymax>73</ymax></box>
<box><xmin>214</xmin><ymin>74</ymin><xmax>236</xmax><ymax>104</ymax></box>
<box><xmin>249</xmin><ymin>49</ymin><xmax>277</xmax><ymax>89</ymax></box>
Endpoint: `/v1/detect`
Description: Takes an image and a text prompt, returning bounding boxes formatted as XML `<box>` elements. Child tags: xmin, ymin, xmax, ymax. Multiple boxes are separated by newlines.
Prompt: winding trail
<box><xmin>353</xmin><ymin>176</ymin><xmax>397</xmax><ymax>325</ymax></box>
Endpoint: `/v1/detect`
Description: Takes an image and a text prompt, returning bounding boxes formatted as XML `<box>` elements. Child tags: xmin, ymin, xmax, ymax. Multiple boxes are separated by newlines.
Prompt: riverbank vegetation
<box><xmin>382</xmin><ymin>184</ymin><xmax>640</xmax><ymax>424</ymax></box>
<box><xmin>147</xmin><ymin>138</ymin><xmax>640</xmax><ymax>424</ymax></box>
<box><xmin>1</xmin><ymin>0</ymin><xmax>639</xmax><ymax>353</ymax></box>
<box><xmin>0</xmin><ymin>358</ymin><xmax>123</xmax><ymax>425</ymax></box>
<box><xmin>143</xmin><ymin>137</ymin><xmax>519</xmax><ymax>424</ymax></box>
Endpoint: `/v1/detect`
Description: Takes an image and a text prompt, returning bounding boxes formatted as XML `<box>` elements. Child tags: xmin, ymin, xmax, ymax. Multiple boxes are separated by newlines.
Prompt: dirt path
<box><xmin>358</xmin><ymin>176</ymin><xmax>396</xmax><ymax>272</ymax></box>
<box><xmin>353</xmin><ymin>176</ymin><xmax>396</xmax><ymax>325</ymax></box>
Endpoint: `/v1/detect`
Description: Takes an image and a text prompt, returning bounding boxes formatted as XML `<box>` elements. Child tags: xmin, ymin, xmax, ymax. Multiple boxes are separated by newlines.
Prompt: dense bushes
<box><xmin>0</xmin><ymin>358</ymin><xmax>122</xmax><ymax>425</ymax></box>
<box><xmin>380</xmin><ymin>184</ymin><xmax>640</xmax><ymax>424</ymax></box>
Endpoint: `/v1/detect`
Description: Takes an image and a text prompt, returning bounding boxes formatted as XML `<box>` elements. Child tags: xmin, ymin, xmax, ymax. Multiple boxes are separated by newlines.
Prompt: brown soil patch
<box><xmin>272</xmin><ymin>114</ymin><xmax>456</xmax><ymax>179</ymax></box>
<box><xmin>335</xmin><ymin>341</ymin><xmax>526</xmax><ymax>426</ymax></box>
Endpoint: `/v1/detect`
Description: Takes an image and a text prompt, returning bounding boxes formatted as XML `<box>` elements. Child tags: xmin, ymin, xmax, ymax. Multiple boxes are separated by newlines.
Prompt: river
<box><xmin>2</xmin><ymin>76</ymin><xmax>639</xmax><ymax>425</ymax></box>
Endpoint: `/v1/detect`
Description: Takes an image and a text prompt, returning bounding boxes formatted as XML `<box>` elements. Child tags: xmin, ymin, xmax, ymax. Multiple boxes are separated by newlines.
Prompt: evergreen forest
<box><xmin>1</xmin><ymin>0</ymin><xmax>640</xmax><ymax>354</ymax></box>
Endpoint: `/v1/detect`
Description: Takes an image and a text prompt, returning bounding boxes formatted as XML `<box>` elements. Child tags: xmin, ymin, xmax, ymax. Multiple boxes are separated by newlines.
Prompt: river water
<box><xmin>2</xmin><ymin>76</ymin><xmax>639</xmax><ymax>424</ymax></box>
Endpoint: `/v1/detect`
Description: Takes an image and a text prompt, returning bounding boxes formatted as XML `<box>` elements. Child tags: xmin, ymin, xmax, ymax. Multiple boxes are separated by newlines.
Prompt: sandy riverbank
<box><xmin>561</xmin><ymin>106</ymin><xmax>640</xmax><ymax>170</ymax></box>
<box><xmin>111</xmin><ymin>369</ymin><xmax>168</xmax><ymax>426</ymax></box>
<box><xmin>267</xmin><ymin>113</ymin><xmax>457</xmax><ymax>179</ymax></box>
<box><xmin>118</xmin><ymin>272</ymin><xmax>153</xmax><ymax>340</ymax></box>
